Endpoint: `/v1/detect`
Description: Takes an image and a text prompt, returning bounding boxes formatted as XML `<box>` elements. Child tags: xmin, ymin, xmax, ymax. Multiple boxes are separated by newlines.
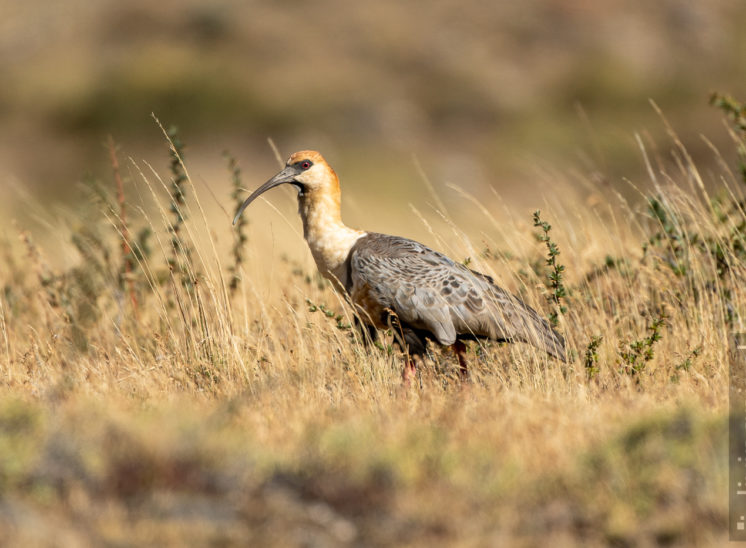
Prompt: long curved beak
<box><xmin>232</xmin><ymin>166</ymin><xmax>299</xmax><ymax>225</ymax></box>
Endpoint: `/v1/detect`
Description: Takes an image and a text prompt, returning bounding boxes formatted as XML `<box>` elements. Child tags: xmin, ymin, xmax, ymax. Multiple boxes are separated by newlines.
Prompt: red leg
<box><xmin>402</xmin><ymin>355</ymin><xmax>417</xmax><ymax>385</ymax></box>
<box><xmin>453</xmin><ymin>340</ymin><xmax>469</xmax><ymax>379</ymax></box>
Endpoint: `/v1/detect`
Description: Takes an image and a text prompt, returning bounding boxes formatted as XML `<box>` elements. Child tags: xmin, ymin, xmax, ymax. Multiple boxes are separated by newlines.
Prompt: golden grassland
<box><xmin>0</xmin><ymin>116</ymin><xmax>744</xmax><ymax>545</ymax></box>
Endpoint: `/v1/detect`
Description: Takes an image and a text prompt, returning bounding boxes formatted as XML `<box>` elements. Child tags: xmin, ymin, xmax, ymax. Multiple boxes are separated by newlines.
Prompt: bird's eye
<box><xmin>301</xmin><ymin>161</ymin><xmax>312</xmax><ymax>170</ymax></box>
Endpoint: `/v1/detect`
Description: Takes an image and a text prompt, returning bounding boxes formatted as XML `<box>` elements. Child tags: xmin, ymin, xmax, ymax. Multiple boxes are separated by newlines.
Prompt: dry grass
<box><xmin>0</xmin><ymin>120</ymin><xmax>743</xmax><ymax>546</ymax></box>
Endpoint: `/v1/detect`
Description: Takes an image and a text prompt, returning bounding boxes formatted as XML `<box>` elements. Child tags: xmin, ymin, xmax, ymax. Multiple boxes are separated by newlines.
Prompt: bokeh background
<box><xmin>1</xmin><ymin>0</ymin><xmax>745</xmax><ymax>249</ymax></box>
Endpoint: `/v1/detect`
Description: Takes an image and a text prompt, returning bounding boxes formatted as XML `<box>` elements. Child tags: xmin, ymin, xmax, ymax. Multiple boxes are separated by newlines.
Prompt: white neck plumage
<box><xmin>298</xmin><ymin>190</ymin><xmax>366</xmax><ymax>290</ymax></box>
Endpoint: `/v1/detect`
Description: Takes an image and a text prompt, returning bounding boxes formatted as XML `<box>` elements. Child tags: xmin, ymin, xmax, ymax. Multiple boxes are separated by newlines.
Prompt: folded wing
<box><xmin>348</xmin><ymin>233</ymin><xmax>566</xmax><ymax>361</ymax></box>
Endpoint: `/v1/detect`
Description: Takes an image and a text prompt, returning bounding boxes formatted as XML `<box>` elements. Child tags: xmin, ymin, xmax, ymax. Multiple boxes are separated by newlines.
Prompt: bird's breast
<box><xmin>350</xmin><ymin>281</ymin><xmax>389</xmax><ymax>329</ymax></box>
<box><xmin>305</xmin><ymin>228</ymin><xmax>367</xmax><ymax>289</ymax></box>
<box><xmin>298</xmin><ymin>191</ymin><xmax>365</xmax><ymax>289</ymax></box>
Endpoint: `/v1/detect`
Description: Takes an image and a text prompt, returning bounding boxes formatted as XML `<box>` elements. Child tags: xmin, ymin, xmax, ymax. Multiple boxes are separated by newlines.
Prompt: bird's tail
<box><xmin>516</xmin><ymin>306</ymin><xmax>567</xmax><ymax>362</ymax></box>
<box><xmin>514</xmin><ymin>299</ymin><xmax>567</xmax><ymax>362</ymax></box>
<box><xmin>534</xmin><ymin>322</ymin><xmax>567</xmax><ymax>362</ymax></box>
<box><xmin>486</xmin><ymin>282</ymin><xmax>567</xmax><ymax>362</ymax></box>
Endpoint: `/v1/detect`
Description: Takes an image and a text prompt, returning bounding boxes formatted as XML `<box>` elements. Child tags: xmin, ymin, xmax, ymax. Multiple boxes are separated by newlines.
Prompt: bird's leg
<box><xmin>402</xmin><ymin>354</ymin><xmax>417</xmax><ymax>385</ymax></box>
<box><xmin>453</xmin><ymin>339</ymin><xmax>469</xmax><ymax>379</ymax></box>
<box><xmin>401</xmin><ymin>330</ymin><xmax>427</xmax><ymax>389</ymax></box>
<box><xmin>385</xmin><ymin>311</ymin><xmax>427</xmax><ymax>388</ymax></box>
<box><xmin>385</xmin><ymin>310</ymin><xmax>412</xmax><ymax>381</ymax></box>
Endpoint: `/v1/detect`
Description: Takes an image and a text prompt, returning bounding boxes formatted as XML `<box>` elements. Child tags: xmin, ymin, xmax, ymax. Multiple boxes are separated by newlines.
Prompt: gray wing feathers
<box><xmin>394</xmin><ymin>286</ymin><xmax>457</xmax><ymax>345</ymax></box>
<box><xmin>350</xmin><ymin>234</ymin><xmax>566</xmax><ymax>361</ymax></box>
<box><xmin>479</xmin><ymin>283</ymin><xmax>566</xmax><ymax>361</ymax></box>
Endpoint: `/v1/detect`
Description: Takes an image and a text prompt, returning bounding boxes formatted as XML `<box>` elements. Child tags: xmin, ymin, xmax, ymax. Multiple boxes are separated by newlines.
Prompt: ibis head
<box><xmin>232</xmin><ymin>150</ymin><xmax>338</xmax><ymax>225</ymax></box>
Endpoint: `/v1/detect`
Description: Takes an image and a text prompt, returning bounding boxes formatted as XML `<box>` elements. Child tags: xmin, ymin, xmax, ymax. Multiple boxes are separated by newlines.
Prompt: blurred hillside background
<box><xmin>1</xmin><ymin>0</ymin><xmax>745</xmax><ymax>227</ymax></box>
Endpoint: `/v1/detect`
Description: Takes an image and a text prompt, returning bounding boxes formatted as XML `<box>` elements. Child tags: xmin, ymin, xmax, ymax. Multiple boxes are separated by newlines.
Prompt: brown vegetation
<box><xmin>0</xmin><ymin>99</ymin><xmax>743</xmax><ymax>544</ymax></box>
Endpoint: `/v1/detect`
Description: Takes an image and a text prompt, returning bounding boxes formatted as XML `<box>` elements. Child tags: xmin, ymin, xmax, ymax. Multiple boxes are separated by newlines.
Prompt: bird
<box><xmin>233</xmin><ymin>150</ymin><xmax>566</xmax><ymax>381</ymax></box>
